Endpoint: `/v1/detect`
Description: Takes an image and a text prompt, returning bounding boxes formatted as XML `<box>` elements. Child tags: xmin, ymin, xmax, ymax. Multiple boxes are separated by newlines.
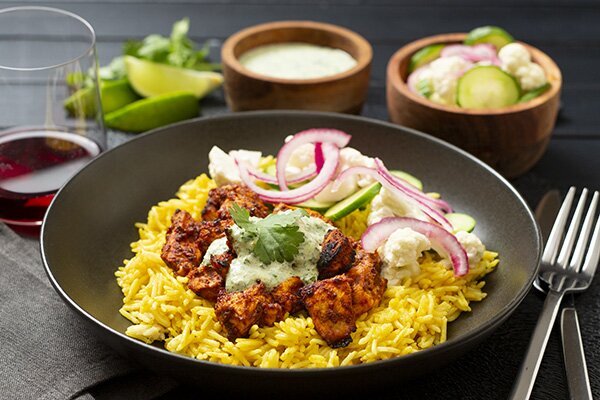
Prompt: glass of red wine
<box><xmin>0</xmin><ymin>7</ymin><xmax>105</xmax><ymax>231</ymax></box>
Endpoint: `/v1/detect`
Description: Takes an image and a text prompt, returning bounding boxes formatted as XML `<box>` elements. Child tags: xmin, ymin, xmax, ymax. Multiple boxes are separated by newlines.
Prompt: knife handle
<box><xmin>561</xmin><ymin>307</ymin><xmax>593</xmax><ymax>400</ymax></box>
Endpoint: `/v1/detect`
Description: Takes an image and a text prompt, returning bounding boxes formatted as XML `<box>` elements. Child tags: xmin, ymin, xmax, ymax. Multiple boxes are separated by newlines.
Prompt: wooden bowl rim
<box><xmin>387</xmin><ymin>33</ymin><xmax>562</xmax><ymax>115</ymax></box>
<box><xmin>222</xmin><ymin>20</ymin><xmax>373</xmax><ymax>85</ymax></box>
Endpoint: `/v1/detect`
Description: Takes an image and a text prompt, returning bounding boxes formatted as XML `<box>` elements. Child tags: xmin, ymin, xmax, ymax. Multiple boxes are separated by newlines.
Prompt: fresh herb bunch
<box><xmin>230</xmin><ymin>203</ymin><xmax>307</xmax><ymax>265</ymax></box>
<box><xmin>98</xmin><ymin>18</ymin><xmax>220</xmax><ymax>82</ymax></box>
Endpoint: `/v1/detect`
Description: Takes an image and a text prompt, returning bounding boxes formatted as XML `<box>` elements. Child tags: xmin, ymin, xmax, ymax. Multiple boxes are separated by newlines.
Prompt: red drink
<box><xmin>0</xmin><ymin>130</ymin><xmax>100</xmax><ymax>226</ymax></box>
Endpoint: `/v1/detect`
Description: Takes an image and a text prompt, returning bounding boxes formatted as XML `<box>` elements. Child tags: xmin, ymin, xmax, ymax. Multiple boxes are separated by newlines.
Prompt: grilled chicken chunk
<box><xmin>273</xmin><ymin>203</ymin><xmax>331</xmax><ymax>223</ymax></box>
<box><xmin>187</xmin><ymin>249</ymin><xmax>235</xmax><ymax>302</ymax></box>
<box><xmin>215</xmin><ymin>282</ymin><xmax>283</xmax><ymax>341</ymax></box>
<box><xmin>202</xmin><ymin>184</ymin><xmax>270</xmax><ymax>221</ymax></box>
<box><xmin>300</xmin><ymin>275</ymin><xmax>356</xmax><ymax>348</ymax></box>
<box><xmin>317</xmin><ymin>229</ymin><xmax>355</xmax><ymax>279</ymax></box>
<box><xmin>271</xmin><ymin>276</ymin><xmax>304</xmax><ymax>315</ymax></box>
<box><xmin>187</xmin><ymin>265</ymin><xmax>224</xmax><ymax>302</ymax></box>
<box><xmin>161</xmin><ymin>209</ymin><xmax>201</xmax><ymax>276</ymax></box>
<box><xmin>197</xmin><ymin>219</ymin><xmax>231</xmax><ymax>254</ymax></box>
<box><xmin>346</xmin><ymin>246</ymin><xmax>387</xmax><ymax>317</ymax></box>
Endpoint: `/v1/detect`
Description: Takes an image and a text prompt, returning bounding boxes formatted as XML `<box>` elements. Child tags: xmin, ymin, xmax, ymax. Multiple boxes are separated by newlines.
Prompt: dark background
<box><xmin>5</xmin><ymin>0</ymin><xmax>600</xmax><ymax>398</ymax></box>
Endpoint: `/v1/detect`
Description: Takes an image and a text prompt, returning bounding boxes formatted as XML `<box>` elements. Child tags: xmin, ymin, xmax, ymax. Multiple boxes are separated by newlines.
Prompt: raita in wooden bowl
<box><xmin>222</xmin><ymin>20</ymin><xmax>372</xmax><ymax>114</ymax></box>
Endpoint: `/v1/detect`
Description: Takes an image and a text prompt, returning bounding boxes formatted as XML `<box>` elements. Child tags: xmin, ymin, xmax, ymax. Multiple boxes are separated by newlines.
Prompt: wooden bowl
<box><xmin>386</xmin><ymin>33</ymin><xmax>562</xmax><ymax>178</ymax></box>
<box><xmin>222</xmin><ymin>21</ymin><xmax>372</xmax><ymax>114</ymax></box>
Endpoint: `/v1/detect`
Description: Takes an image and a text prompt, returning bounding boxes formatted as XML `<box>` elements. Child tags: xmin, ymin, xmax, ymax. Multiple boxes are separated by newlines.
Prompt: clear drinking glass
<box><xmin>0</xmin><ymin>7</ymin><xmax>105</xmax><ymax>228</ymax></box>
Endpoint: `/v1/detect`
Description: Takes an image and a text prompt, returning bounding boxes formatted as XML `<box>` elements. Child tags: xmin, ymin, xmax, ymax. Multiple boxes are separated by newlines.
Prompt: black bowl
<box><xmin>41</xmin><ymin>111</ymin><xmax>540</xmax><ymax>394</ymax></box>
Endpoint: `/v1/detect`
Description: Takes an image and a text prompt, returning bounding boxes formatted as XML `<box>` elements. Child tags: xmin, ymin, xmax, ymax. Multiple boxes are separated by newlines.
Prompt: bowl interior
<box><xmin>389</xmin><ymin>33</ymin><xmax>562</xmax><ymax>115</ymax></box>
<box><xmin>230</xmin><ymin>21</ymin><xmax>370</xmax><ymax>69</ymax></box>
<box><xmin>42</xmin><ymin>111</ymin><xmax>540</xmax><ymax>373</ymax></box>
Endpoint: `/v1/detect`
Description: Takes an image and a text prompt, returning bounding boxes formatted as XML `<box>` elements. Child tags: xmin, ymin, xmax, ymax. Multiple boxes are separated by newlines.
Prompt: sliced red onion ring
<box><xmin>277</xmin><ymin>128</ymin><xmax>351</xmax><ymax>191</ymax></box>
<box><xmin>361</xmin><ymin>217</ymin><xmax>469</xmax><ymax>276</ymax></box>
<box><xmin>407</xmin><ymin>66</ymin><xmax>428</xmax><ymax>94</ymax></box>
<box><xmin>247</xmin><ymin>165</ymin><xmax>317</xmax><ymax>185</ymax></box>
<box><xmin>335</xmin><ymin>166</ymin><xmax>453</xmax><ymax>231</ymax></box>
<box><xmin>441</xmin><ymin>44</ymin><xmax>500</xmax><ymax>65</ymax></box>
<box><xmin>237</xmin><ymin>142</ymin><xmax>340</xmax><ymax>204</ymax></box>
<box><xmin>314</xmin><ymin>142</ymin><xmax>324</xmax><ymax>173</ymax></box>
<box><xmin>374</xmin><ymin>158</ymin><xmax>453</xmax><ymax>213</ymax></box>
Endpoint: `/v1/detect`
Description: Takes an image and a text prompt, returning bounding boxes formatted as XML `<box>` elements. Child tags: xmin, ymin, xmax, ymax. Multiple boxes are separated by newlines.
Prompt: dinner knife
<box><xmin>535</xmin><ymin>190</ymin><xmax>593</xmax><ymax>400</ymax></box>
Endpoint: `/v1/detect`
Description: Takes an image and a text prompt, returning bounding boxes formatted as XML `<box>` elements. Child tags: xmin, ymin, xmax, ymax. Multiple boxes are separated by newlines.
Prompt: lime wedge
<box><xmin>104</xmin><ymin>91</ymin><xmax>198</xmax><ymax>133</ymax></box>
<box><xmin>464</xmin><ymin>26</ymin><xmax>514</xmax><ymax>49</ymax></box>
<box><xmin>64</xmin><ymin>79</ymin><xmax>140</xmax><ymax>118</ymax></box>
<box><xmin>124</xmin><ymin>55</ymin><xmax>223</xmax><ymax>98</ymax></box>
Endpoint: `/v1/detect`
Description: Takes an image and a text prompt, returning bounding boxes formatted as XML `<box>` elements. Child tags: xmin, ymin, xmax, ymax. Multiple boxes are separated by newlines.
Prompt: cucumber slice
<box><xmin>464</xmin><ymin>26</ymin><xmax>514</xmax><ymax>49</ymax></box>
<box><xmin>296</xmin><ymin>199</ymin><xmax>335</xmax><ymax>213</ymax></box>
<box><xmin>390</xmin><ymin>170</ymin><xmax>423</xmax><ymax>191</ymax></box>
<box><xmin>518</xmin><ymin>83</ymin><xmax>551</xmax><ymax>103</ymax></box>
<box><xmin>409</xmin><ymin>44</ymin><xmax>445</xmax><ymax>73</ymax></box>
<box><xmin>457</xmin><ymin>66</ymin><xmax>520</xmax><ymax>109</ymax></box>
<box><xmin>324</xmin><ymin>182</ymin><xmax>382</xmax><ymax>221</ymax></box>
<box><xmin>446</xmin><ymin>213</ymin><xmax>476</xmax><ymax>233</ymax></box>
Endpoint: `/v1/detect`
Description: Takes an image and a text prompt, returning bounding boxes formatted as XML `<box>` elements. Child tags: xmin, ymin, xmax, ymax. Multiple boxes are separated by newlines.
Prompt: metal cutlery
<box><xmin>535</xmin><ymin>190</ymin><xmax>593</xmax><ymax>400</ymax></box>
<box><xmin>510</xmin><ymin>187</ymin><xmax>600</xmax><ymax>399</ymax></box>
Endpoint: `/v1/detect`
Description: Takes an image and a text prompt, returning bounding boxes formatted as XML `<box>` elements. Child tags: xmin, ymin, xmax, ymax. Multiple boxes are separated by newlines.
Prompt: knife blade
<box><xmin>535</xmin><ymin>190</ymin><xmax>592</xmax><ymax>400</ymax></box>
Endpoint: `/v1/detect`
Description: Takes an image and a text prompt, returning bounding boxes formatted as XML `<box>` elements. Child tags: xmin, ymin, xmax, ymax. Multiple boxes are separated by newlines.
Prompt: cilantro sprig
<box><xmin>230</xmin><ymin>204</ymin><xmax>307</xmax><ymax>265</ymax></box>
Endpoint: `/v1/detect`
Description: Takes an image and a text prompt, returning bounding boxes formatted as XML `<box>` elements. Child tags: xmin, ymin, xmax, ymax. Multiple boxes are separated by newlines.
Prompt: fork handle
<box><xmin>509</xmin><ymin>289</ymin><xmax>565</xmax><ymax>400</ymax></box>
<box><xmin>562</xmin><ymin>306</ymin><xmax>593</xmax><ymax>400</ymax></box>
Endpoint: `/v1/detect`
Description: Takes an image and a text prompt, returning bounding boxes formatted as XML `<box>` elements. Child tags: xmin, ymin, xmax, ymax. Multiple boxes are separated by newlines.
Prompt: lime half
<box><xmin>125</xmin><ymin>55</ymin><xmax>223</xmax><ymax>98</ymax></box>
<box><xmin>64</xmin><ymin>79</ymin><xmax>140</xmax><ymax>118</ymax></box>
<box><xmin>104</xmin><ymin>91</ymin><xmax>198</xmax><ymax>133</ymax></box>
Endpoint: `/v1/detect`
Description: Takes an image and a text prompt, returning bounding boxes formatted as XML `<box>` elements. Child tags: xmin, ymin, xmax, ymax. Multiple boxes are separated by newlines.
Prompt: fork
<box><xmin>510</xmin><ymin>187</ymin><xmax>600</xmax><ymax>400</ymax></box>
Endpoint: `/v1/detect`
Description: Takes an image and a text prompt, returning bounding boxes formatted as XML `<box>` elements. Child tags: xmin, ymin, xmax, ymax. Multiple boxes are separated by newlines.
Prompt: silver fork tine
<box><xmin>581</xmin><ymin>204</ymin><xmax>600</xmax><ymax>280</ymax></box>
<box><xmin>570</xmin><ymin>191</ymin><xmax>599</xmax><ymax>272</ymax></box>
<box><xmin>557</xmin><ymin>188</ymin><xmax>588</xmax><ymax>269</ymax></box>
<box><xmin>543</xmin><ymin>187</ymin><xmax>576</xmax><ymax>264</ymax></box>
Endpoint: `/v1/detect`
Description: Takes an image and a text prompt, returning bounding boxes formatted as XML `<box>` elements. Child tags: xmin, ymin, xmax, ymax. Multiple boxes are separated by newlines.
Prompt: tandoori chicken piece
<box><xmin>317</xmin><ymin>229</ymin><xmax>356</xmax><ymax>279</ymax></box>
<box><xmin>201</xmin><ymin>184</ymin><xmax>270</xmax><ymax>221</ymax></box>
<box><xmin>197</xmin><ymin>218</ymin><xmax>231</xmax><ymax>254</ymax></box>
<box><xmin>161</xmin><ymin>209</ymin><xmax>201</xmax><ymax>276</ymax></box>
<box><xmin>346</xmin><ymin>245</ymin><xmax>387</xmax><ymax>317</ymax></box>
<box><xmin>271</xmin><ymin>276</ymin><xmax>304</xmax><ymax>315</ymax></box>
<box><xmin>273</xmin><ymin>203</ymin><xmax>331</xmax><ymax>223</ymax></box>
<box><xmin>187</xmin><ymin>249</ymin><xmax>235</xmax><ymax>302</ymax></box>
<box><xmin>187</xmin><ymin>265</ymin><xmax>225</xmax><ymax>302</ymax></box>
<box><xmin>300</xmin><ymin>275</ymin><xmax>356</xmax><ymax>348</ymax></box>
<box><xmin>214</xmin><ymin>282</ymin><xmax>283</xmax><ymax>341</ymax></box>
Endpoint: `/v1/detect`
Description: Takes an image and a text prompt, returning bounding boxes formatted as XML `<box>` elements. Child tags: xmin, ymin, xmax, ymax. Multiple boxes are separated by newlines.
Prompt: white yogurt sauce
<box><xmin>238</xmin><ymin>42</ymin><xmax>357</xmax><ymax>80</ymax></box>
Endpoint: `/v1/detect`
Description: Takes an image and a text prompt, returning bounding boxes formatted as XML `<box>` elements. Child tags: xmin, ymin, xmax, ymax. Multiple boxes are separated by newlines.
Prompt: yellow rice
<box><xmin>115</xmin><ymin>173</ymin><xmax>498</xmax><ymax>368</ymax></box>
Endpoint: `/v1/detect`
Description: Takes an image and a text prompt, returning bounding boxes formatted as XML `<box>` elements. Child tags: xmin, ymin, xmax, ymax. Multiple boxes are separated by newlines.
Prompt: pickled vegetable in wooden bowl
<box><xmin>386</xmin><ymin>30</ymin><xmax>561</xmax><ymax>178</ymax></box>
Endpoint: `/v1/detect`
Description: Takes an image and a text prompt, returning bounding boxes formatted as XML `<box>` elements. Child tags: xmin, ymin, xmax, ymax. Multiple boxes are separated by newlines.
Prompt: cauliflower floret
<box><xmin>367</xmin><ymin>187</ymin><xmax>424</xmax><ymax>225</ymax></box>
<box><xmin>313</xmin><ymin>147</ymin><xmax>376</xmax><ymax>203</ymax></box>
<box><xmin>208</xmin><ymin>146</ymin><xmax>240</xmax><ymax>186</ymax></box>
<box><xmin>378</xmin><ymin>228</ymin><xmax>432</xmax><ymax>285</ymax></box>
<box><xmin>514</xmin><ymin>62</ymin><xmax>547</xmax><ymax>91</ymax></box>
<box><xmin>498</xmin><ymin>43</ymin><xmax>531</xmax><ymax>74</ymax></box>
<box><xmin>455</xmin><ymin>230</ymin><xmax>485</xmax><ymax>265</ymax></box>
<box><xmin>208</xmin><ymin>146</ymin><xmax>262</xmax><ymax>186</ymax></box>
<box><xmin>419</xmin><ymin>56</ymin><xmax>473</xmax><ymax>105</ymax></box>
<box><xmin>285</xmin><ymin>142</ymin><xmax>316</xmax><ymax>175</ymax></box>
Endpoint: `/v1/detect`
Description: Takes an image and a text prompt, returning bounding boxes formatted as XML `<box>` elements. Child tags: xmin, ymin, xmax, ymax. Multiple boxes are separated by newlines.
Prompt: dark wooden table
<box><xmin>9</xmin><ymin>0</ymin><xmax>600</xmax><ymax>398</ymax></box>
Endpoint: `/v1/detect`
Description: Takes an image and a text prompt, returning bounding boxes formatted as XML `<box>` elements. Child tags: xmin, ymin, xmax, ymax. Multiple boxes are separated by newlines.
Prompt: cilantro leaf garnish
<box><xmin>254</xmin><ymin>224</ymin><xmax>305</xmax><ymax>264</ymax></box>
<box><xmin>229</xmin><ymin>204</ymin><xmax>306</xmax><ymax>264</ymax></box>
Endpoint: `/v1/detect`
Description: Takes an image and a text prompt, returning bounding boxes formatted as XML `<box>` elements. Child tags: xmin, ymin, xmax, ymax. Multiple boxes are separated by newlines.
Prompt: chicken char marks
<box><xmin>301</xmin><ymin>239</ymin><xmax>386</xmax><ymax>347</ymax></box>
<box><xmin>161</xmin><ymin>185</ymin><xmax>387</xmax><ymax>348</ymax></box>
<box><xmin>202</xmin><ymin>184</ymin><xmax>270</xmax><ymax>221</ymax></box>
<box><xmin>161</xmin><ymin>184</ymin><xmax>270</xmax><ymax>300</ymax></box>
<box><xmin>317</xmin><ymin>229</ymin><xmax>355</xmax><ymax>279</ymax></box>
<box><xmin>161</xmin><ymin>209</ymin><xmax>202</xmax><ymax>277</ymax></box>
